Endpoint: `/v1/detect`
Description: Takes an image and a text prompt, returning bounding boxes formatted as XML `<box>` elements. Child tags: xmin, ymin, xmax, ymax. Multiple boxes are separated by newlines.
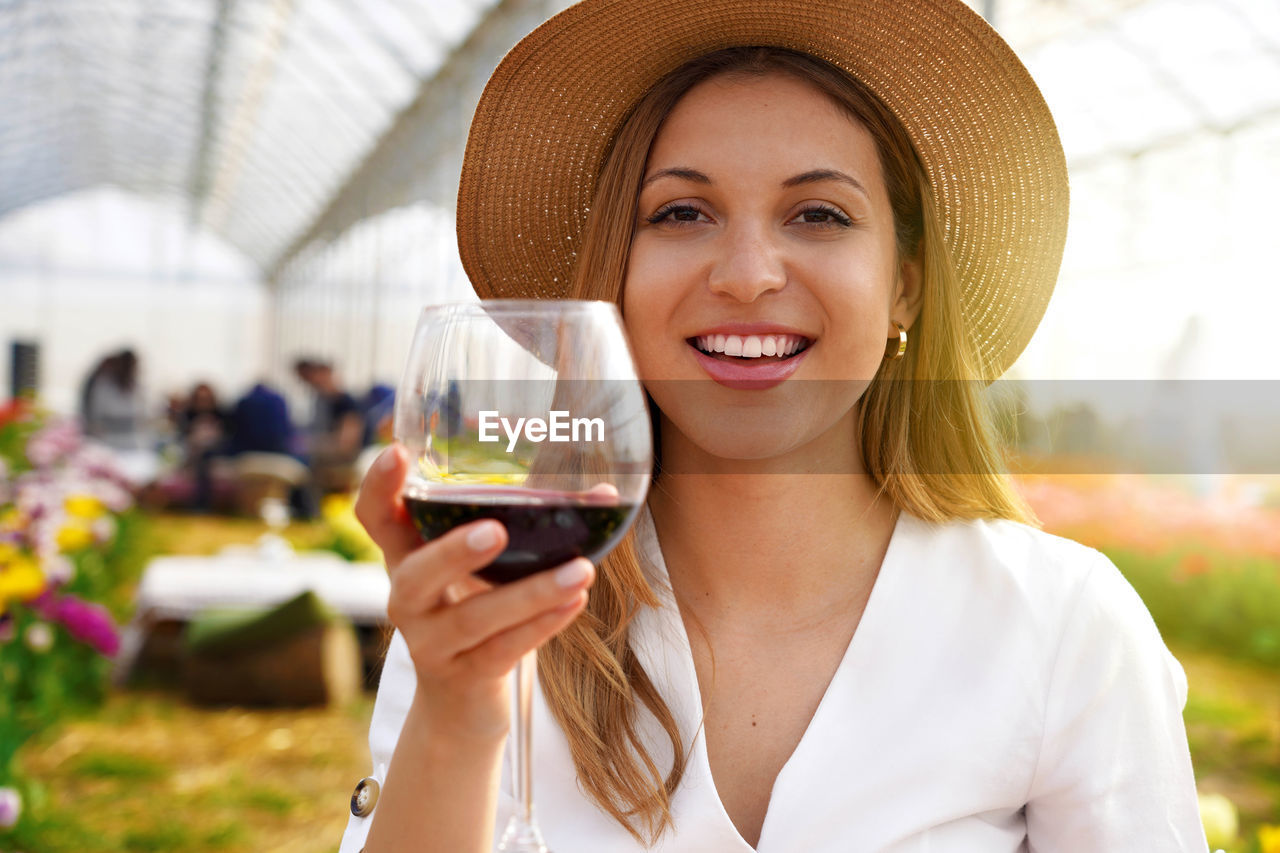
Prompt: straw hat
<box><xmin>457</xmin><ymin>0</ymin><xmax>1069</xmax><ymax>378</ymax></box>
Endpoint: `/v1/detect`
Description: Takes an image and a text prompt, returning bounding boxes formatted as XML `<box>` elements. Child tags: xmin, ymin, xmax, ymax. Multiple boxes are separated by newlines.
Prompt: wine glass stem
<box><xmin>497</xmin><ymin>650</ymin><xmax>549</xmax><ymax>851</ymax></box>
<box><xmin>513</xmin><ymin>648</ymin><xmax>536</xmax><ymax>823</ymax></box>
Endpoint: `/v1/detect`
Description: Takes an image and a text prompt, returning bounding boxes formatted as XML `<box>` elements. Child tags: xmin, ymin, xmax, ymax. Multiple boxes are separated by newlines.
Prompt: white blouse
<box><xmin>342</xmin><ymin>508</ymin><xmax>1209</xmax><ymax>852</ymax></box>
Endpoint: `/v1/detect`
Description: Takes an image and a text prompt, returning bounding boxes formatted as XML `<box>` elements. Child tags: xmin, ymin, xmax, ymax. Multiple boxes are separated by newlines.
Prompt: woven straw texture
<box><xmin>456</xmin><ymin>0</ymin><xmax>1069</xmax><ymax>379</ymax></box>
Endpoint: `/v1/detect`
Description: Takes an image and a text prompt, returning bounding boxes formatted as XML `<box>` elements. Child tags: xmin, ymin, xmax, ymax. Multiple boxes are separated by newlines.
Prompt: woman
<box><xmin>343</xmin><ymin>1</ymin><xmax>1206</xmax><ymax>851</ymax></box>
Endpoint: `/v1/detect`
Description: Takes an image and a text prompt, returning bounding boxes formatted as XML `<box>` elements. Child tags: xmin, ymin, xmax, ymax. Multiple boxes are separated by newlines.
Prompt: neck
<box><xmin>647</xmin><ymin>415</ymin><xmax>898</xmax><ymax>633</ymax></box>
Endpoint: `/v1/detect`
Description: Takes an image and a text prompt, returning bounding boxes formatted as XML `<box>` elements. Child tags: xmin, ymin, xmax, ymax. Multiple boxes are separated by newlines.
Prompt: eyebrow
<box><xmin>641</xmin><ymin>167</ymin><xmax>711</xmax><ymax>189</ymax></box>
<box><xmin>640</xmin><ymin>166</ymin><xmax>869</xmax><ymax>197</ymax></box>
<box><xmin>782</xmin><ymin>169</ymin><xmax>869</xmax><ymax>198</ymax></box>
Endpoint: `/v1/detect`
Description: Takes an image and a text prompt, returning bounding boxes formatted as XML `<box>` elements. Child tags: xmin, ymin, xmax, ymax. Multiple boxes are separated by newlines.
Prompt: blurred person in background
<box><xmin>227</xmin><ymin>381</ymin><xmax>295</xmax><ymax>457</ymax></box>
<box><xmin>177</xmin><ymin>382</ymin><xmax>231</xmax><ymax>512</ymax></box>
<box><xmin>78</xmin><ymin>348</ymin><xmax>159</xmax><ymax>487</ymax></box>
<box><xmin>359</xmin><ymin>383</ymin><xmax>396</xmax><ymax>447</ymax></box>
<box><xmin>81</xmin><ymin>349</ymin><xmax>147</xmax><ymax>449</ymax></box>
<box><xmin>174</xmin><ymin>381</ymin><xmax>229</xmax><ymax>449</ymax></box>
<box><xmin>294</xmin><ymin>358</ymin><xmax>365</xmax><ymax>493</ymax></box>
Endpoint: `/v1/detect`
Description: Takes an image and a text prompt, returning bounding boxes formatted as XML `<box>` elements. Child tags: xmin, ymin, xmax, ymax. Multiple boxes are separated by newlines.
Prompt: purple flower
<box><xmin>35</xmin><ymin>593</ymin><xmax>120</xmax><ymax>657</ymax></box>
<box><xmin>68</xmin><ymin>444</ymin><xmax>131</xmax><ymax>491</ymax></box>
<box><xmin>0</xmin><ymin>786</ymin><xmax>20</xmax><ymax>828</ymax></box>
<box><xmin>26</xmin><ymin>419</ymin><xmax>80</xmax><ymax>469</ymax></box>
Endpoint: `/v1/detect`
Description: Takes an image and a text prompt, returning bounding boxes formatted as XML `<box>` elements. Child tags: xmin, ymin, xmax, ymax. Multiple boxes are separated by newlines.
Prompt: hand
<box><xmin>354</xmin><ymin>444</ymin><xmax>595</xmax><ymax>741</ymax></box>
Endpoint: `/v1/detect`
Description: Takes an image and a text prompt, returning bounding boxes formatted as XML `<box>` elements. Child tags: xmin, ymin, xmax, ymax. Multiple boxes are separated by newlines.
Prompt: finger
<box><xmin>387</xmin><ymin>519</ymin><xmax>509</xmax><ymax>618</ymax></box>
<box><xmin>579</xmin><ymin>483</ymin><xmax>620</xmax><ymax>505</ymax></box>
<box><xmin>354</xmin><ymin>444</ymin><xmax>422</xmax><ymax>566</ymax></box>
<box><xmin>457</xmin><ymin>589</ymin><xmax>589</xmax><ymax>679</ymax></box>
<box><xmin>438</xmin><ymin>558</ymin><xmax>594</xmax><ymax>657</ymax></box>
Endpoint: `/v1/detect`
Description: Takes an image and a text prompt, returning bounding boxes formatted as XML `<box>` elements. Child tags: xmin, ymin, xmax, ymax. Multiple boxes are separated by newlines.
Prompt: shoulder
<box><xmin>891</xmin><ymin>512</ymin><xmax>1172</xmax><ymax>679</ymax></box>
<box><xmin>896</xmin><ymin>511</ymin><xmax>1106</xmax><ymax>610</ymax></box>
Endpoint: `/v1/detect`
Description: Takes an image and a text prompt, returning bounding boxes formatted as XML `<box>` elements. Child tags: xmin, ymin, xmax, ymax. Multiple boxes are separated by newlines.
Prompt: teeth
<box><xmin>693</xmin><ymin>334</ymin><xmax>810</xmax><ymax>358</ymax></box>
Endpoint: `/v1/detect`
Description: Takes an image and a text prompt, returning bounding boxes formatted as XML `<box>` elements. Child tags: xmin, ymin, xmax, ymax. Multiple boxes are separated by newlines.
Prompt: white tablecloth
<box><xmin>115</xmin><ymin>547</ymin><xmax>390</xmax><ymax>680</ymax></box>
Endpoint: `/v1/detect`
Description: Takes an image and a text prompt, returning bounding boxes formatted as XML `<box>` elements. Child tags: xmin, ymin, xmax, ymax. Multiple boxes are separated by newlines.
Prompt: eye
<box><xmin>790</xmin><ymin>204</ymin><xmax>853</xmax><ymax>228</ymax></box>
<box><xmin>645</xmin><ymin>203</ymin><xmax>710</xmax><ymax>225</ymax></box>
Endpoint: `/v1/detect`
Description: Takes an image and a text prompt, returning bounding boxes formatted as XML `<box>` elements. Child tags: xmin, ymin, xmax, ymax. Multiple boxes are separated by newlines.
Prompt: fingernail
<box><xmin>378</xmin><ymin>447</ymin><xmax>398</xmax><ymax>471</ymax></box>
<box><xmin>554</xmin><ymin>559</ymin><xmax>590</xmax><ymax>588</ymax></box>
<box><xmin>466</xmin><ymin>522</ymin><xmax>500</xmax><ymax>551</ymax></box>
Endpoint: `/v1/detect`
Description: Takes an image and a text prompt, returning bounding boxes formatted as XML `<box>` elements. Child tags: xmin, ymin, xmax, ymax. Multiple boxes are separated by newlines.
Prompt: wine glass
<box><xmin>394</xmin><ymin>300</ymin><xmax>652</xmax><ymax>852</ymax></box>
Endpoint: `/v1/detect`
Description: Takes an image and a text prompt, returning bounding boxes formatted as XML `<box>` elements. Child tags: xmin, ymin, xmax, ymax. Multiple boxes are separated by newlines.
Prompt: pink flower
<box><xmin>41</xmin><ymin>553</ymin><xmax>74</xmax><ymax>584</ymax></box>
<box><xmin>34</xmin><ymin>593</ymin><xmax>120</xmax><ymax>657</ymax></box>
<box><xmin>90</xmin><ymin>516</ymin><xmax>116</xmax><ymax>546</ymax></box>
<box><xmin>24</xmin><ymin>622</ymin><xmax>53</xmax><ymax>652</ymax></box>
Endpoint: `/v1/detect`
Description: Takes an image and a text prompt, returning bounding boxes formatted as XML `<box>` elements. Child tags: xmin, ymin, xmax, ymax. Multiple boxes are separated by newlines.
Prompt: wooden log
<box><xmin>183</xmin><ymin>619</ymin><xmax>361</xmax><ymax>707</ymax></box>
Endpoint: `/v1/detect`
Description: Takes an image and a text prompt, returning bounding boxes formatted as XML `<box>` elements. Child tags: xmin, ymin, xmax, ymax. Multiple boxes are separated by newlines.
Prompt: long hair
<box><xmin>539</xmin><ymin>46</ymin><xmax>1037</xmax><ymax>843</ymax></box>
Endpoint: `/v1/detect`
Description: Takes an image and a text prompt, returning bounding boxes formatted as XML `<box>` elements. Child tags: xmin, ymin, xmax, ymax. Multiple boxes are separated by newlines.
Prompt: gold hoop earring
<box><xmin>885</xmin><ymin>321</ymin><xmax>907</xmax><ymax>360</ymax></box>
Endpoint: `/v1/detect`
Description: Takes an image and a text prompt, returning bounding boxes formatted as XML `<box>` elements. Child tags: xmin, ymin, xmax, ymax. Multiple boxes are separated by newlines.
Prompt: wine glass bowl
<box><xmin>396</xmin><ymin>300</ymin><xmax>650</xmax><ymax>584</ymax></box>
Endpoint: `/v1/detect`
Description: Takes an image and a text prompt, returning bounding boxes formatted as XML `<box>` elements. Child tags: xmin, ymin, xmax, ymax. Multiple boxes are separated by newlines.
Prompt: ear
<box><xmin>891</xmin><ymin>252</ymin><xmax>924</xmax><ymax>330</ymax></box>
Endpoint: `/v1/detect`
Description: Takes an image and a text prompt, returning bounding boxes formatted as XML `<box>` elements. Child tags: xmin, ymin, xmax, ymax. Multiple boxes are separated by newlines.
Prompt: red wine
<box><xmin>403</xmin><ymin>487</ymin><xmax>638</xmax><ymax>584</ymax></box>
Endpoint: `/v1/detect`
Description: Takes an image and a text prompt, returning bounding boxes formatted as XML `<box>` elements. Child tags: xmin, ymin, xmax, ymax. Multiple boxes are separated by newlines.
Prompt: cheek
<box><xmin>621</xmin><ymin>274</ymin><xmax>665</xmax><ymax>381</ymax></box>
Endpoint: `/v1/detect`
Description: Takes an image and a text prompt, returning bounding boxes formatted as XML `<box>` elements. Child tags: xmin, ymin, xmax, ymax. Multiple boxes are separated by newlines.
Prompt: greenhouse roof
<box><xmin>0</xmin><ymin>0</ymin><xmax>502</xmax><ymax>268</ymax></box>
<box><xmin>0</xmin><ymin>0</ymin><xmax>1276</xmax><ymax>273</ymax></box>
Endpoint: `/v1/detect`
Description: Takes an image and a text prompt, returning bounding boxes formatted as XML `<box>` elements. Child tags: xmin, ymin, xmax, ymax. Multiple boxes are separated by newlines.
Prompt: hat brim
<box><xmin>457</xmin><ymin>0</ymin><xmax>1069</xmax><ymax>378</ymax></box>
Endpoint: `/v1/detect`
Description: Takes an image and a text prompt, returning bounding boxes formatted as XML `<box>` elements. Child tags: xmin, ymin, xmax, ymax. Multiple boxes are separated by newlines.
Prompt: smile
<box><xmin>685</xmin><ymin>333</ymin><xmax>813</xmax><ymax>390</ymax></box>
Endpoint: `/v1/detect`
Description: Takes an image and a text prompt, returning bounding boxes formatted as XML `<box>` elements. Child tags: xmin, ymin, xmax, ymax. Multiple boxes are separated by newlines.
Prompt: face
<box><xmin>622</xmin><ymin>71</ymin><xmax>921</xmax><ymax>469</ymax></box>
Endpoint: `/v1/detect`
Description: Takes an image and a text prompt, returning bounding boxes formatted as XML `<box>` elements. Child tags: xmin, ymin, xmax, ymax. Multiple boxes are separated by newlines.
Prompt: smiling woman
<box><xmin>342</xmin><ymin>2</ymin><xmax>1208</xmax><ymax>852</ymax></box>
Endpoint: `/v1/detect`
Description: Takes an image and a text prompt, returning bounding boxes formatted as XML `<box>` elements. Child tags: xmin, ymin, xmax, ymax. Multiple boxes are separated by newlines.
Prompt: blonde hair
<box><xmin>539</xmin><ymin>46</ymin><xmax>1037</xmax><ymax>844</ymax></box>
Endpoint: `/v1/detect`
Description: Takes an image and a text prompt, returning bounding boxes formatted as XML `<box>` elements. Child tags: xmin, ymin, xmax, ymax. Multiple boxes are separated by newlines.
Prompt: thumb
<box><xmin>354</xmin><ymin>444</ymin><xmax>425</xmax><ymax>568</ymax></box>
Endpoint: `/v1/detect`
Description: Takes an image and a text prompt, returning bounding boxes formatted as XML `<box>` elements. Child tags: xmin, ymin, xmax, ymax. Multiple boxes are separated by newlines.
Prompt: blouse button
<box><xmin>350</xmin><ymin>777</ymin><xmax>380</xmax><ymax>818</ymax></box>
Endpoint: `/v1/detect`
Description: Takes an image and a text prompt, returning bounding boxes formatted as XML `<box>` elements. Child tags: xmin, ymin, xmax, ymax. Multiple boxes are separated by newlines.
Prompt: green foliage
<box><xmin>1106</xmin><ymin>546</ymin><xmax>1280</xmax><ymax>670</ymax></box>
<box><xmin>1</xmin><ymin>511</ymin><xmax>151</xmax><ymax>776</ymax></box>
<box><xmin>70</xmin><ymin>750</ymin><xmax>170</xmax><ymax>782</ymax></box>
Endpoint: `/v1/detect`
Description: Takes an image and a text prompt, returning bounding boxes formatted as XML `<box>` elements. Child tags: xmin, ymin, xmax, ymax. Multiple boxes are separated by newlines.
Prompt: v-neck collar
<box><xmin>631</xmin><ymin>504</ymin><xmax>917</xmax><ymax>851</ymax></box>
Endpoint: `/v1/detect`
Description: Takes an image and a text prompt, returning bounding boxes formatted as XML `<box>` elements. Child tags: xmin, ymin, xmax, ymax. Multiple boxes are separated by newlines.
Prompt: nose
<box><xmin>706</xmin><ymin>223</ymin><xmax>787</xmax><ymax>302</ymax></box>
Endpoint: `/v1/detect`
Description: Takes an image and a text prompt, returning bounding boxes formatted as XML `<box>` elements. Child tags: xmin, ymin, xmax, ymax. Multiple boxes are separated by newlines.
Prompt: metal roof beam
<box><xmin>264</xmin><ymin>0</ymin><xmax>575</xmax><ymax>282</ymax></box>
<box><xmin>187</xmin><ymin>0</ymin><xmax>235</xmax><ymax>228</ymax></box>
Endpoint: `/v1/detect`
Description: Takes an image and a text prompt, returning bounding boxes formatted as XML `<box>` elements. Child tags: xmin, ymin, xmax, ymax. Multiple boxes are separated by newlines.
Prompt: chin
<box><xmin>661</xmin><ymin>408</ymin><xmax>857</xmax><ymax>472</ymax></box>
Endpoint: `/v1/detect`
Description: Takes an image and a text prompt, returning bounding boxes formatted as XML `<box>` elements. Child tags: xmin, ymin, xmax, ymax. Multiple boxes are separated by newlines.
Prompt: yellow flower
<box><xmin>321</xmin><ymin>494</ymin><xmax>353</xmax><ymax>521</ymax></box>
<box><xmin>0</xmin><ymin>554</ymin><xmax>45</xmax><ymax>609</ymax></box>
<box><xmin>322</xmin><ymin>494</ymin><xmax>381</xmax><ymax>562</ymax></box>
<box><xmin>0</xmin><ymin>507</ymin><xmax>23</xmax><ymax>533</ymax></box>
<box><xmin>1258</xmin><ymin>825</ymin><xmax>1280</xmax><ymax>853</ymax></box>
<box><xmin>1198</xmin><ymin>792</ymin><xmax>1239</xmax><ymax>849</ymax></box>
<box><xmin>63</xmin><ymin>494</ymin><xmax>105</xmax><ymax>520</ymax></box>
<box><xmin>56</xmin><ymin>523</ymin><xmax>94</xmax><ymax>552</ymax></box>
